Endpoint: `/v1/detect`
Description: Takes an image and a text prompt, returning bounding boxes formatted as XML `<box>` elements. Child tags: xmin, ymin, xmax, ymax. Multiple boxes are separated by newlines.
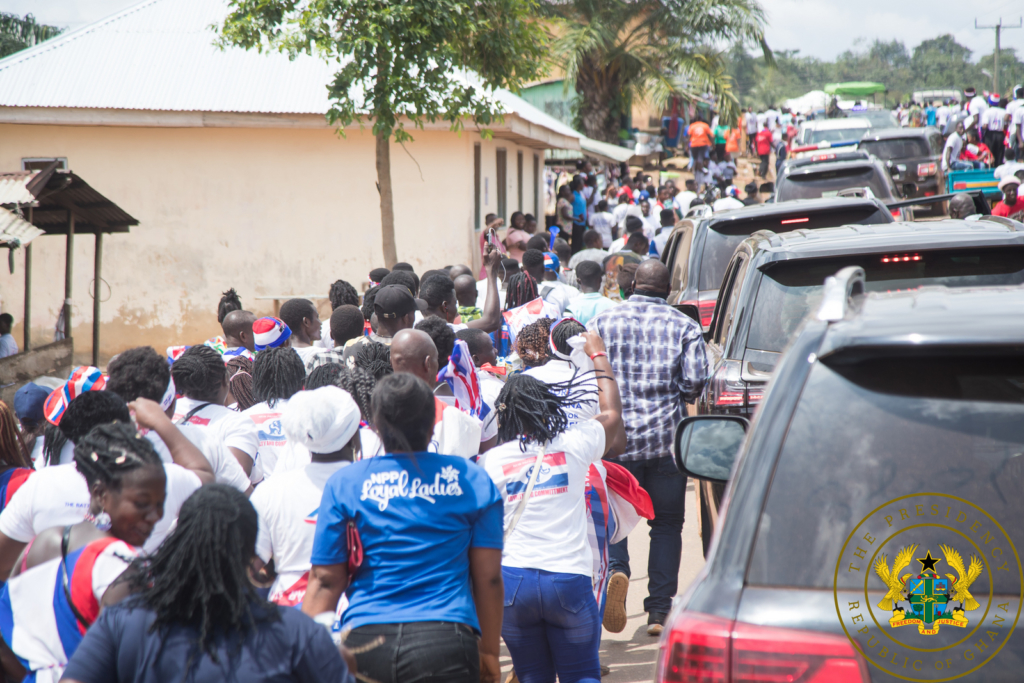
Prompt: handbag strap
<box><xmin>174</xmin><ymin>402</ymin><xmax>212</xmax><ymax>426</ymax></box>
<box><xmin>60</xmin><ymin>524</ymin><xmax>91</xmax><ymax>630</ymax></box>
<box><xmin>503</xmin><ymin>446</ymin><xmax>546</xmax><ymax>543</ymax></box>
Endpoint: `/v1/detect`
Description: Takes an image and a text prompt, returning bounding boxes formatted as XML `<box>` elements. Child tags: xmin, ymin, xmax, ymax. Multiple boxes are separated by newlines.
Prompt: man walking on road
<box><xmin>587</xmin><ymin>260</ymin><xmax>709</xmax><ymax>637</ymax></box>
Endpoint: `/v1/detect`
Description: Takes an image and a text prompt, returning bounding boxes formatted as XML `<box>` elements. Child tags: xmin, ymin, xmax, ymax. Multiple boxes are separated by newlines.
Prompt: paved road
<box><xmin>498</xmin><ymin>479</ymin><xmax>706</xmax><ymax>683</ymax></box>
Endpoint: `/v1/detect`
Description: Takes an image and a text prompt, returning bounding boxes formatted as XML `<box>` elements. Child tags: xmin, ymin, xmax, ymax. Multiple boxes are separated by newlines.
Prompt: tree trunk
<box><xmin>575</xmin><ymin>57</ymin><xmax>622</xmax><ymax>143</ymax></box>
<box><xmin>376</xmin><ymin>129</ymin><xmax>398</xmax><ymax>268</ymax></box>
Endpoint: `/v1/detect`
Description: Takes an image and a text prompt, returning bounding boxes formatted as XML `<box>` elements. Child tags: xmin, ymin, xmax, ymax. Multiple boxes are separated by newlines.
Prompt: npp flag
<box><xmin>437</xmin><ymin>339</ymin><xmax>490</xmax><ymax>424</ymax></box>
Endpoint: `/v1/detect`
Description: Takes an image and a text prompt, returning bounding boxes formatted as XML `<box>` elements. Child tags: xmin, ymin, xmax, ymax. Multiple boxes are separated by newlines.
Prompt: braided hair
<box><xmin>516</xmin><ymin>317</ymin><xmax>554</xmax><ymax>367</ymax></box>
<box><xmin>217</xmin><ymin>289</ymin><xmax>242</xmax><ymax>325</ymax></box>
<box><xmin>503</xmin><ymin>272</ymin><xmax>538</xmax><ymax>311</ymax></box>
<box><xmin>361</xmin><ymin>285</ymin><xmax>380</xmax><ymax>322</ymax></box>
<box><xmin>551</xmin><ymin>318</ymin><xmax>586</xmax><ymax>357</ymax></box>
<box><xmin>60</xmin><ymin>392</ymin><xmax>133</xmax><ymax>445</ymax></box>
<box><xmin>0</xmin><ymin>401</ymin><xmax>29</xmax><ymax>468</ymax></box>
<box><xmin>306</xmin><ymin>363</ymin><xmax>376</xmax><ymax>423</ymax></box>
<box><xmin>43</xmin><ymin>423</ymin><xmax>68</xmax><ymax>467</ymax></box>
<box><xmin>128</xmin><ymin>484</ymin><xmax>274</xmax><ymax>670</ymax></box>
<box><xmin>106</xmin><ymin>346</ymin><xmax>170</xmax><ymax>403</ymax></box>
<box><xmin>371</xmin><ymin>373</ymin><xmax>434</xmax><ymax>453</ymax></box>
<box><xmin>73</xmin><ymin>421</ymin><xmax>163</xmax><ymax>493</ymax></box>
<box><xmin>252</xmin><ymin>347</ymin><xmax>304</xmax><ymax>408</ymax></box>
<box><xmin>328</xmin><ymin>279</ymin><xmax>359</xmax><ymax>310</ymax></box>
<box><xmin>496</xmin><ymin>373</ymin><xmax>597</xmax><ymax>451</ymax></box>
<box><xmin>354</xmin><ymin>342</ymin><xmax>393</xmax><ymax>381</ymax></box>
<box><xmin>226</xmin><ymin>357</ymin><xmax>255</xmax><ymax>411</ymax></box>
<box><xmin>172</xmin><ymin>346</ymin><xmax>228</xmax><ymax>402</ymax></box>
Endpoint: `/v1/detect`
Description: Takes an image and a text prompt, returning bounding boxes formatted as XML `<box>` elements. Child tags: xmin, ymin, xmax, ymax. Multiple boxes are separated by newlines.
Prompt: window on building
<box><xmin>474</xmin><ymin>143</ymin><xmax>481</xmax><ymax>230</ymax></box>
<box><xmin>496</xmin><ymin>148</ymin><xmax>507</xmax><ymax>221</ymax></box>
<box><xmin>21</xmin><ymin>157</ymin><xmax>68</xmax><ymax>172</ymax></box>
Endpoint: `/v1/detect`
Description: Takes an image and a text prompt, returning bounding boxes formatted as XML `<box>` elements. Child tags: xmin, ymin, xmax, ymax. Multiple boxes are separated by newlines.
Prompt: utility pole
<box><xmin>975</xmin><ymin>17</ymin><xmax>1022</xmax><ymax>95</ymax></box>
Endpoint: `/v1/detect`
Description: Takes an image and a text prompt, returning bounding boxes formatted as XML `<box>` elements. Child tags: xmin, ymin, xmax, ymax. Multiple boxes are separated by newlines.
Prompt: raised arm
<box><xmin>130</xmin><ymin>398</ymin><xmax>215</xmax><ymax>485</ymax></box>
<box><xmin>581</xmin><ymin>331</ymin><xmax>626</xmax><ymax>457</ymax></box>
<box><xmin>467</xmin><ymin>247</ymin><xmax>503</xmax><ymax>333</ymax></box>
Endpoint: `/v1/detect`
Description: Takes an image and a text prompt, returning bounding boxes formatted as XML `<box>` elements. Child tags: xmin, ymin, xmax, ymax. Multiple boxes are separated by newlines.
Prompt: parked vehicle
<box><xmin>946</xmin><ymin>168</ymin><xmax>1001</xmax><ymax>199</ymax></box>
<box><xmin>858</xmin><ymin>127</ymin><xmax>946</xmax><ymax>215</ymax></box>
<box><xmin>852</xmin><ymin>108</ymin><xmax>899</xmax><ymax>130</ymax></box>
<box><xmin>794</xmin><ymin>117</ymin><xmax>872</xmax><ymax>153</ymax></box>
<box><xmin>661</xmin><ymin>280</ymin><xmax>1024</xmax><ymax>683</ymax></box>
<box><xmin>774</xmin><ymin>155</ymin><xmax>914</xmax><ymax>220</ymax></box>
<box><xmin>661</xmin><ymin>197</ymin><xmax>894</xmax><ymax>330</ymax></box>
<box><xmin>692</xmin><ymin>218</ymin><xmax>1024</xmax><ymax>555</ymax></box>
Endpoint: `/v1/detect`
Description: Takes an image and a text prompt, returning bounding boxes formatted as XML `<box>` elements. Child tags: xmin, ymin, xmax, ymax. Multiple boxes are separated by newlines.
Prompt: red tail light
<box><xmin>746</xmin><ymin>384</ymin><xmax>765</xmax><ymax>405</ymax></box>
<box><xmin>917</xmin><ymin>162</ymin><xmax>936</xmax><ymax>177</ymax></box>
<box><xmin>681</xmin><ymin>300</ymin><xmax>716</xmax><ymax>329</ymax></box>
<box><xmin>658</xmin><ymin>612</ymin><xmax>869</xmax><ymax>683</ymax></box>
<box><xmin>710</xmin><ymin>361</ymin><xmax>745</xmax><ymax>408</ymax></box>
<box><xmin>890</xmin><ymin>209</ymin><xmax>901</xmax><ymax>219</ymax></box>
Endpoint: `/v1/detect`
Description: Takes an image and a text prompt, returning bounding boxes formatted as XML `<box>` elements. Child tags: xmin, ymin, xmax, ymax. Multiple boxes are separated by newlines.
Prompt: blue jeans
<box><xmin>949</xmin><ymin>160</ymin><xmax>983</xmax><ymax>170</ymax></box>
<box><xmin>501</xmin><ymin>567</ymin><xmax>600</xmax><ymax>683</ymax></box>
<box><xmin>607</xmin><ymin>455</ymin><xmax>687</xmax><ymax>614</ymax></box>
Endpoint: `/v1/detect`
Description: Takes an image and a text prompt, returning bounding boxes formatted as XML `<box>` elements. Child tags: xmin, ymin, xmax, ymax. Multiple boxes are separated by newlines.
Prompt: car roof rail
<box><xmin>836</xmin><ymin>186</ymin><xmax>876</xmax><ymax>200</ymax></box>
<box><xmin>748</xmin><ymin>229</ymin><xmax>782</xmax><ymax>247</ymax></box>
<box><xmin>816</xmin><ymin>266</ymin><xmax>866</xmax><ymax>322</ymax></box>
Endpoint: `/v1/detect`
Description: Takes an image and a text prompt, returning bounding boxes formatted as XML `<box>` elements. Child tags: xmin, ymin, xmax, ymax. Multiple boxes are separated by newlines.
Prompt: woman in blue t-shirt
<box><xmin>302</xmin><ymin>373</ymin><xmax>505</xmax><ymax>683</ymax></box>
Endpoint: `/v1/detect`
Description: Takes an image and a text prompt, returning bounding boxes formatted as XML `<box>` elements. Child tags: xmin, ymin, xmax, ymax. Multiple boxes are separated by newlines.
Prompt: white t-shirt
<box><xmin>537</xmin><ymin>281</ymin><xmax>579</xmax><ymax>316</ymax></box>
<box><xmin>936</xmin><ymin>105</ymin><xmax>950</xmax><ymax>127</ymax></box>
<box><xmin>291</xmin><ymin>345</ymin><xmax>323</xmax><ymax>366</ymax></box>
<box><xmin>252</xmin><ymin>460</ymin><xmax>350</xmax><ymax>603</ymax></box>
<box><xmin>358</xmin><ymin>400</ymin><xmax>482</xmax><ymax>459</ymax></box>
<box><xmin>969</xmin><ymin>96</ymin><xmax>989</xmax><ymax>117</ymax></box>
<box><xmin>523</xmin><ymin>360</ymin><xmax>599</xmax><ymax>428</ymax></box>
<box><xmin>713</xmin><ymin>197</ymin><xmax>745</xmax><ymax>212</ymax></box>
<box><xmin>313</xmin><ymin>319</ymin><xmax>333</xmax><ymax>349</ymax></box>
<box><xmin>0</xmin><ymin>334</ymin><xmax>18</xmax><ymax>358</ymax></box>
<box><xmin>242</xmin><ymin>399</ymin><xmax>296</xmax><ymax>479</ymax></box>
<box><xmin>0</xmin><ymin>463</ymin><xmax>201</xmax><ymax>553</ymax></box>
<box><xmin>480</xmin><ymin>420</ymin><xmax>606</xmax><ymax>576</ymax></box>
<box><xmin>475</xmin><ymin>278</ymin><xmax>506</xmax><ymax>311</ymax></box>
<box><xmin>608</xmin><ymin>237</ymin><xmax>625</xmax><ymax>254</ymax></box>
<box><xmin>146</xmin><ymin>424</ymin><xmax>250</xmax><ymax>492</ymax></box>
<box><xmin>745</xmin><ymin>112</ymin><xmax>758</xmax><ymax>134</ymax></box>
<box><xmin>982</xmin><ymin>107</ymin><xmax>1007</xmax><ymax>132</ymax></box>
<box><xmin>174</xmin><ymin>398</ymin><xmax>261</xmax><ymax>484</ymax></box>
<box><xmin>1008</xmin><ymin>101</ymin><xmax>1024</xmax><ymax>137</ymax></box>
<box><xmin>587</xmin><ymin>212</ymin><xmax>616</xmax><ymax>248</ymax></box>
<box><xmin>568</xmin><ymin>248</ymin><xmax>609</xmax><ymax>271</ymax></box>
<box><xmin>942</xmin><ymin>132</ymin><xmax>964</xmax><ymax>171</ymax></box>
<box><xmin>674</xmin><ymin>191</ymin><xmax>697</xmax><ymax>215</ymax></box>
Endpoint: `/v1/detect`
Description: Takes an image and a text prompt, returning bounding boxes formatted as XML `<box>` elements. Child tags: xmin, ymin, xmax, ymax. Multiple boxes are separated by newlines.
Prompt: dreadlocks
<box><xmin>73</xmin><ymin>421</ymin><xmax>163</xmax><ymax>493</ymax></box>
<box><xmin>361</xmin><ymin>285</ymin><xmax>380</xmax><ymax>322</ymax></box>
<box><xmin>226</xmin><ymin>357</ymin><xmax>256</xmax><ymax>411</ymax></box>
<box><xmin>496</xmin><ymin>373</ymin><xmax>597</xmax><ymax>451</ymax></box>
<box><xmin>217</xmin><ymin>289</ymin><xmax>242</xmax><ymax>325</ymax></box>
<box><xmin>516</xmin><ymin>317</ymin><xmax>554</xmax><ymax>367</ymax></box>
<box><xmin>503</xmin><ymin>272</ymin><xmax>538</xmax><ymax>311</ymax></box>
<box><xmin>551</xmin><ymin>318</ymin><xmax>586</xmax><ymax>357</ymax></box>
<box><xmin>60</xmin><ymin>392</ymin><xmax>133</xmax><ymax>444</ymax></box>
<box><xmin>354</xmin><ymin>341</ymin><xmax>393</xmax><ymax>381</ymax></box>
<box><xmin>128</xmin><ymin>484</ymin><xmax>274</xmax><ymax>669</ymax></box>
<box><xmin>42</xmin><ymin>423</ymin><xmax>68</xmax><ymax>467</ymax></box>
<box><xmin>172</xmin><ymin>346</ymin><xmax>228</xmax><ymax>402</ymax></box>
<box><xmin>328</xmin><ymin>279</ymin><xmax>359</xmax><ymax>310</ymax></box>
<box><xmin>106</xmin><ymin>346</ymin><xmax>170</xmax><ymax>403</ymax></box>
<box><xmin>306</xmin><ymin>363</ymin><xmax>376</xmax><ymax>423</ymax></box>
<box><xmin>252</xmin><ymin>347</ymin><xmax>304</xmax><ymax>408</ymax></box>
<box><xmin>0</xmin><ymin>401</ymin><xmax>29</xmax><ymax>468</ymax></box>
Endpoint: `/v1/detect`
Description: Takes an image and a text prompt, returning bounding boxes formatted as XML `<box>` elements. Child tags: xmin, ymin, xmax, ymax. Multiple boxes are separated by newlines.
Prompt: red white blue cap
<box><xmin>543</xmin><ymin>252</ymin><xmax>560</xmax><ymax>271</ymax></box>
<box><xmin>253</xmin><ymin>316</ymin><xmax>291</xmax><ymax>351</ymax></box>
<box><xmin>43</xmin><ymin>366</ymin><xmax>107</xmax><ymax>426</ymax></box>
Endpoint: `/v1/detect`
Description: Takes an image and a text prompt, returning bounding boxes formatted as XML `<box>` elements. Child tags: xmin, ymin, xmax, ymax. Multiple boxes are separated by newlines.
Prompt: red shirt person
<box><xmin>992</xmin><ymin>176</ymin><xmax>1024</xmax><ymax>221</ymax></box>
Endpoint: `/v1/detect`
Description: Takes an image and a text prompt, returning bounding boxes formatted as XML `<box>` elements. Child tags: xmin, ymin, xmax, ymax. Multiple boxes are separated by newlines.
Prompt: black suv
<box><xmin>661</xmin><ymin>197</ymin><xmax>894</xmax><ymax>330</ymax></box>
<box><xmin>859</xmin><ymin>127</ymin><xmax>946</xmax><ymax>215</ymax></box>
<box><xmin>661</xmin><ymin>281</ymin><xmax>1024</xmax><ymax>683</ymax></box>
<box><xmin>693</xmin><ymin>218</ymin><xmax>1024</xmax><ymax>554</ymax></box>
<box><xmin>774</xmin><ymin>155</ymin><xmax>913</xmax><ymax>220</ymax></box>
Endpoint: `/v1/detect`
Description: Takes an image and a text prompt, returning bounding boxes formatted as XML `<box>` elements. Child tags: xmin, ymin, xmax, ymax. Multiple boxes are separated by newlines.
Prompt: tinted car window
<box><xmin>695</xmin><ymin>206</ymin><xmax>890</xmax><ymax>292</ymax></box>
<box><xmin>747</xmin><ymin>351</ymin><xmax>1024</xmax><ymax>590</ymax></box>
<box><xmin>777</xmin><ymin>167</ymin><xmax>891</xmax><ymax>201</ymax></box>
<box><xmin>807</xmin><ymin>126</ymin><xmax>870</xmax><ymax>144</ymax></box>
<box><xmin>859</xmin><ymin>138</ymin><xmax>931</xmax><ymax>158</ymax></box>
<box><xmin>746</xmin><ymin>246</ymin><xmax>1024</xmax><ymax>352</ymax></box>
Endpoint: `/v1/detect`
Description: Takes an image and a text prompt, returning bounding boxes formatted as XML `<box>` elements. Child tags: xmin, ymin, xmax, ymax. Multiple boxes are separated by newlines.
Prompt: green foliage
<box><xmin>217</xmin><ymin>0</ymin><xmax>548</xmax><ymax>142</ymax></box>
<box><xmin>542</xmin><ymin>0</ymin><xmax>772</xmax><ymax>141</ymax></box>
<box><xmin>0</xmin><ymin>12</ymin><xmax>63</xmax><ymax>59</ymax></box>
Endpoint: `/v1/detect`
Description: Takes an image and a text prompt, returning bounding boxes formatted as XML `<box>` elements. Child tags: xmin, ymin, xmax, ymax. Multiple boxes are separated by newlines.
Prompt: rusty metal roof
<box><xmin>0</xmin><ymin>165</ymin><xmax>138</xmax><ymax>234</ymax></box>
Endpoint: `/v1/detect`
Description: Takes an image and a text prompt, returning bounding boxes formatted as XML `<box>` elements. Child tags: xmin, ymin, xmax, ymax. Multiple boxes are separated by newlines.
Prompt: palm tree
<box><xmin>542</xmin><ymin>0</ymin><xmax>772</xmax><ymax>142</ymax></box>
<box><xmin>0</xmin><ymin>13</ymin><xmax>63</xmax><ymax>59</ymax></box>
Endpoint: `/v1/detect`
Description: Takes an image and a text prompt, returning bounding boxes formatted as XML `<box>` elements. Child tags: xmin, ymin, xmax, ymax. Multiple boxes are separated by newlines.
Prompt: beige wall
<box><xmin>0</xmin><ymin>122</ymin><xmax>540</xmax><ymax>364</ymax></box>
<box><xmin>477</xmin><ymin>137</ymin><xmax>544</xmax><ymax>224</ymax></box>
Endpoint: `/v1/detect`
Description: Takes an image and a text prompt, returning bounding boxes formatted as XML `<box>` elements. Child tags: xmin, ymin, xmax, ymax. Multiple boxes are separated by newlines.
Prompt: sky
<box><xmin>6</xmin><ymin>0</ymin><xmax>1024</xmax><ymax>62</ymax></box>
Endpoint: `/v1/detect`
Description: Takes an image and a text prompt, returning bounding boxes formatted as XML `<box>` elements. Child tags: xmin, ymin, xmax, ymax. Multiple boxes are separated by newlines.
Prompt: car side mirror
<box><xmin>674</xmin><ymin>304</ymin><xmax>701</xmax><ymax>326</ymax></box>
<box><xmin>673</xmin><ymin>415</ymin><xmax>749</xmax><ymax>485</ymax></box>
<box><xmin>902</xmin><ymin>183</ymin><xmax>917</xmax><ymax>196</ymax></box>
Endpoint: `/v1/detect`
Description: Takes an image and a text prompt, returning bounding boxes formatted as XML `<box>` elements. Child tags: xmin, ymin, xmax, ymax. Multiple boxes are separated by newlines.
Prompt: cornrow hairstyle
<box><xmin>551</xmin><ymin>318</ymin><xmax>586</xmax><ymax>357</ymax></box>
<box><xmin>73</xmin><ymin>421</ymin><xmax>164</xmax><ymax>493</ymax></box>
<box><xmin>328</xmin><ymin>279</ymin><xmax>359</xmax><ymax>310</ymax></box>
<box><xmin>503</xmin><ymin>272</ymin><xmax>538</xmax><ymax>311</ymax></box>
<box><xmin>361</xmin><ymin>285</ymin><xmax>381</xmax><ymax>322</ymax></box>
<box><xmin>278</xmin><ymin>298</ymin><xmax>317</xmax><ymax>334</ymax></box>
<box><xmin>172</xmin><ymin>345</ymin><xmax>228</xmax><ymax>402</ymax></box>
<box><xmin>415</xmin><ymin>316</ymin><xmax>455</xmax><ymax>369</ymax></box>
<box><xmin>128</xmin><ymin>484</ymin><xmax>274</xmax><ymax>672</ymax></box>
<box><xmin>496</xmin><ymin>373</ymin><xmax>597</xmax><ymax>450</ymax></box>
<box><xmin>516</xmin><ymin>317</ymin><xmax>555</xmax><ymax>367</ymax></box>
<box><xmin>226</xmin><ymin>357</ymin><xmax>256</xmax><ymax>411</ymax></box>
<box><xmin>0</xmin><ymin>400</ymin><xmax>29</xmax><ymax>468</ymax></box>
<box><xmin>306</xmin><ymin>363</ymin><xmax>376</xmax><ymax>423</ymax></box>
<box><xmin>43</xmin><ymin>423</ymin><xmax>68</xmax><ymax>467</ymax></box>
<box><xmin>106</xmin><ymin>346</ymin><xmax>170</xmax><ymax>403</ymax></box>
<box><xmin>217</xmin><ymin>289</ymin><xmax>243</xmax><ymax>325</ymax></box>
<box><xmin>419</xmin><ymin>274</ymin><xmax>455</xmax><ymax>310</ymax></box>
<box><xmin>381</xmin><ymin>270</ymin><xmax>419</xmax><ymax>297</ymax></box>
<box><xmin>60</xmin><ymin>391</ymin><xmax>133</xmax><ymax>445</ymax></box>
<box><xmin>354</xmin><ymin>341</ymin><xmax>393</xmax><ymax>381</ymax></box>
<box><xmin>252</xmin><ymin>347</ymin><xmax>305</xmax><ymax>408</ymax></box>
<box><xmin>371</xmin><ymin>373</ymin><xmax>435</xmax><ymax>453</ymax></box>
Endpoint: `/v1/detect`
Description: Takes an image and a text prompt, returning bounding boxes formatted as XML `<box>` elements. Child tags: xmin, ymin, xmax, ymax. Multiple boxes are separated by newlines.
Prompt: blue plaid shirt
<box><xmin>588</xmin><ymin>294</ymin><xmax>709</xmax><ymax>462</ymax></box>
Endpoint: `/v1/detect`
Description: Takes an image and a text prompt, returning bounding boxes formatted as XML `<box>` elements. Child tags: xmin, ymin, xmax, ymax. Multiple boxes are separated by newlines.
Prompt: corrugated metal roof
<box><xmin>0</xmin><ymin>173</ymin><xmax>36</xmax><ymax>206</ymax></box>
<box><xmin>0</xmin><ymin>208</ymin><xmax>44</xmax><ymax>246</ymax></box>
<box><xmin>0</xmin><ymin>0</ymin><xmax>582</xmax><ymax>144</ymax></box>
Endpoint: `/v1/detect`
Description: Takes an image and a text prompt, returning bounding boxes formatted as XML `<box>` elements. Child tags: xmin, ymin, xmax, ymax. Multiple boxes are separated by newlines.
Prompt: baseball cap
<box><xmin>744</xmin><ymin>181</ymin><xmax>758</xmax><ymax>194</ymax></box>
<box><xmin>373</xmin><ymin>284</ymin><xmax>417</xmax><ymax>320</ymax></box>
<box><xmin>14</xmin><ymin>382</ymin><xmax>49</xmax><ymax>425</ymax></box>
<box><xmin>543</xmin><ymin>252</ymin><xmax>560</xmax><ymax>272</ymax></box>
<box><xmin>43</xmin><ymin>366</ymin><xmax>107</xmax><ymax>426</ymax></box>
<box><xmin>998</xmin><ymin>176</ymin><xmax>1021</xmax><ymax>190</ymax></box>
<box><xmin>253</xmin><ymin>317</ymin><xmax>291</xmax><ymax>351</ymax></box>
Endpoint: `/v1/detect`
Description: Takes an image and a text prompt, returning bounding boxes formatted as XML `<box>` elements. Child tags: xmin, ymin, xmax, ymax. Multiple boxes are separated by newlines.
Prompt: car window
<box><xmin>859</xmin><ymin>138</ymin><xmax>930</xmax><ymax>158</ymax></box>
<box><xmin>713</xmin><ymin>256</ymin><xmax>748</xmax><ymax>347</ymax></box>
<box><xmin>666</xmin><ymin>222</ymin><xmax>694</xmax><ymax>295</ymax></box>
<box><xmin>746</xmin><ymin>246</ymin><xmax>1024</xmax><ymax>353</ymax></box>
<box><xmin>929</xmin><ymin>134</ymin><xmax>944</xmax><ymax>155</ymax></box>
<box><xmin>747</xmin><ymin>351</ymin><xmax>1024</xmax><ymax>591</ymax></box>
<box><xmin>777</xmin><ymin>167</ymin><xmax>891</xmax><ymax>201</ymax></box>
<box><xmin>807</xmin><ymin>126</ymin><xmax>870</xmax><ymax>144</ymax></box>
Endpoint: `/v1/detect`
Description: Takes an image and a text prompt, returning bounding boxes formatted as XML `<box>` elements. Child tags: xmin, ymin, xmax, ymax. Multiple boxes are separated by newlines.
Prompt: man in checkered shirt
<box><xmin>587</xmin><ymin>259</ymin><xmax>709</xmax><ymax>636</ymax></box>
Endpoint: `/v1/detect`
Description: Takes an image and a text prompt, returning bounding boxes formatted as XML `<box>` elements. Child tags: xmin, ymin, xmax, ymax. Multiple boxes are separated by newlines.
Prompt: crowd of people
<box><xmin>0</xmin><ymin>196</ymin><xmax>711</xmax><ymax>683</ymax></box>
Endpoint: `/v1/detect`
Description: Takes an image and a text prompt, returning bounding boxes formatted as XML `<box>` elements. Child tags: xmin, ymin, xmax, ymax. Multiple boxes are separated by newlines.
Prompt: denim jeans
<box><xmin>607</xmin><ymin>455</ymin><xmax>687</xmax><ymax>614</ymax></box>
<box><xmin>501</xmin><ymin>567</ymin><xmax>601</xmax><ymax>683</ymax></box>
<box><xmin>949</xmin><ymin>160</ymin><xmax>983</xmax><ymax>171</ymax></box>
<box><xmin>345</xmin><ymin>621</ymin><xmax>479</xmax><ymax>683</ymax></box>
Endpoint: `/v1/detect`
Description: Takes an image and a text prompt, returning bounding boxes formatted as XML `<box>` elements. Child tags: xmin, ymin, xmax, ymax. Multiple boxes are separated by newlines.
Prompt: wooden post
<box><xmin>23</xmin><ymin>207</ymin><xmax>31</xmax><ymax>352</ymax></box>
<box><xmin>92</xmin><ymin>232</ymin><xmax>103</xmax><ymax>367</ymax></box>
<box><xmin>64</xmin><ymin>213</ymin><xmax>74</xmax><ymax>340</ymax></box>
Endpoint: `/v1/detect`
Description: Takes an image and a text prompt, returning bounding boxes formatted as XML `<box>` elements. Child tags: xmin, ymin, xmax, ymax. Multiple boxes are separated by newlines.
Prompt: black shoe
<box><xmin>646</xmin><ymin>611</ymin><xmax>667</xmax><ymax>636</ymax></box>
